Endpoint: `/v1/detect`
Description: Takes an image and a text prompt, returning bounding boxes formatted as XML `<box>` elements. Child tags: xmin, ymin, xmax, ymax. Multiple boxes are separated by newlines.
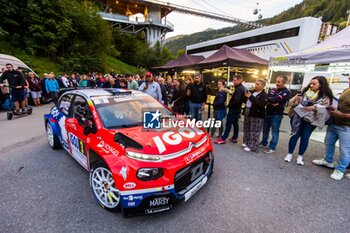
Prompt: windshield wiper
<box><xmin>111</xmin><ymin>123</ymin><xmax>142</xmax><ymax>129</ymax></box>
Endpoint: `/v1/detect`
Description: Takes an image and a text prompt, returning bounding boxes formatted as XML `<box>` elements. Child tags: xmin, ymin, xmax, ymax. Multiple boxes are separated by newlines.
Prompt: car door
<box><xmin>66</xmin><ymin>95</ymin><xmax>93</xmax><ymax>170</ymax></box>
<box><xmin>54</xmin><ymin>94</ymin><xmax>74</xmax><ymax>151</ymax></box>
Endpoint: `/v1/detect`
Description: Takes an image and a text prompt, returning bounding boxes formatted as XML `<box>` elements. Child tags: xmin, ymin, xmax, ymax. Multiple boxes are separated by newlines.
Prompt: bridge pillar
<box><xmin>144</xmin><ymin>5</ymin><xmax>163</xmax><ymax>46</ymax></box>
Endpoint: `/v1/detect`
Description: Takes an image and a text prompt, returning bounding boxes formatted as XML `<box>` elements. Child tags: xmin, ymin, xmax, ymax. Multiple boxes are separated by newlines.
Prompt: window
<box><xmin>58</xmin><ymin>94</ymin><xmax>73</xmax><ymax>115</ymax></box>
<box><xmin>73</xmin><ymin>96</ymin><xmax>92</xmax><ymax>127</ymax></box>
<box><xmin>187</xmin><ymin>27</ymin><xmax>300</xmax><ymax>55</ymax></box>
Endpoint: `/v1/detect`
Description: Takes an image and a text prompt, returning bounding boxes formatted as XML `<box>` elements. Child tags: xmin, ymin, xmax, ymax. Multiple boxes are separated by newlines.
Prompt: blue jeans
<box><xmin>189</xmin><ymin>102</ymin><xmax>203</xmax><ymax>121</ymax></box>
<box><xmin>261</xmin><ymin>114</ymin><xmax>283</xmax><ymax>150</ymax></box>
<box><xmin>288</xmin><ymin>119</ymin><xmax>316</xmax><ymax>156</ymax></box>
<box><xmin>324</xmin><ymin>124</ymin><xmax>350</xmax><ymax>173</ymax></box>
<box><xmin>210</xmin><ymin>109</ymin><xmax>227</xmax><ymax>138</ymax></box>
<box><xmin>222</xmin><ymin>109</ymin><xmax>240</xmax><ymax>141</ymax></box>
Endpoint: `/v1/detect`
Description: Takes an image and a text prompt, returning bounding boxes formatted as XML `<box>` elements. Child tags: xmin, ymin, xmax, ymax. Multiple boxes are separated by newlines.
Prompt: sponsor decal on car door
<box><xmin>68</xmin><ymin>132</ymin><xmax>88</xmax><ymax>169</ymax></box>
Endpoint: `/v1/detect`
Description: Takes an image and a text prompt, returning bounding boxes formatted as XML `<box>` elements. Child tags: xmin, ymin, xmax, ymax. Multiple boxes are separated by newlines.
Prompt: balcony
<box><xmin>99</xmin><ymin>12</ymin><xmax>174</xmax><ymax>31</ymax></box>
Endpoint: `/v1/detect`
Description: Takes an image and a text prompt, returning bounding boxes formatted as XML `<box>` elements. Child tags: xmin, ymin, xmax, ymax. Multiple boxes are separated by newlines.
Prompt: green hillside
<box><xmin>0</xmin><ymin>0</ymin><xmax>172</xmax><ymax>75</ymax></box>
<box><xmin>165</xmin><ymin>0</ymin><xmax>350</xmax><ymax>54</ymax></box>
<box><xmin>0</xmin><ymin>41</ymin><xmax>138</xmax><ymax>77</ymax></box>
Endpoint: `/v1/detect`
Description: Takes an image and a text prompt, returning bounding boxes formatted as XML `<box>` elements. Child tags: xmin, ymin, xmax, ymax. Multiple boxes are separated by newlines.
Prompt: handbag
<box><xmin>288</xmin><ymin>104</ymin><xmax>297</xmax><ymax>118</ymax></box>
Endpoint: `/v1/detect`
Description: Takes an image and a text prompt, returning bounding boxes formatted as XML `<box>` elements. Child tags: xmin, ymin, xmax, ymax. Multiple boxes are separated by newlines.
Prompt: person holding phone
<box><xmin>313</xmin><ymin>77</ymin><xmax>350</xmax><ymax>180</ymax></box>
<box><xmin>285</xmin><ymin>76</ymin><xmax>333</xmax><ymax>165</ymax></box>
<box><xmin>241</xmin><ymin>79</ymin><xmax>267</xmax><ymax>152</ymax></box>
<box><xmin>138</xmin><ymin>72</ymin><xmax>162</xmax><ymax>102</ymax></box>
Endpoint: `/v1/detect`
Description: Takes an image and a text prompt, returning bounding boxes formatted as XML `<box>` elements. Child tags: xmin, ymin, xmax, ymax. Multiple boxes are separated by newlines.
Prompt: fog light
<box><xmin>137</xmin><ymin>168</ymin><xmax>163</xmax><ymax>181</ymax></box>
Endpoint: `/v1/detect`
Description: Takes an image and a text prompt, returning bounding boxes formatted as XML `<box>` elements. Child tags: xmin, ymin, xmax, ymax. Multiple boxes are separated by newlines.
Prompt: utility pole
<box><xmin>347</xmin><ymin>10</ymin><xmax>350</xmax><ymax>27</ymax></box>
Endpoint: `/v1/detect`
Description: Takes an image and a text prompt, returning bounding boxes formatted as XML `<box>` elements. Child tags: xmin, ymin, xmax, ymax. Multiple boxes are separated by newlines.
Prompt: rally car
<box><xmin>44</xmin><ymin>88</ymin><xmax>214</xmax><ymax>217</ymax></box>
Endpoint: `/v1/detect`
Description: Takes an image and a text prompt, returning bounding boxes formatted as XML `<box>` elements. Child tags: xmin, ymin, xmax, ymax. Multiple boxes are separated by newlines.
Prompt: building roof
<box><xmin>153</xmin><ymin>54</ymin><xmax>205</xmax><ymax>72</ymax></box>
<box><xmin>197</xmin><ymin>45</ymin><xmax>268</xmax><ymax>69</ymax></box>
<box><xmin>270</xmin><ymin>26</ymin><xmax>350</xmax><ymax>66</ymax></box>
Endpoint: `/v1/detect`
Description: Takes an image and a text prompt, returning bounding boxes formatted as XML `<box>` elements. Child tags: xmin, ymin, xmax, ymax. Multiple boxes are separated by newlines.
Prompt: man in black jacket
<box><xmin>0</xmin><ymin>63</ymin><xmax>25</xmax><ymax>112</ymax></box>
<box><xmin>216</xmin><ymin>75</ymin><xmax>246</xmax><ymax>144</ymax></box>
<box><xmin>260</xmin><ymin>75</ymin><xmax>291</xmax><ymax>153</ymax></box>
<box><xmin>187</xmin><ymin>73</ymin><xmax>207</xmax><ymax>121</ymax></box>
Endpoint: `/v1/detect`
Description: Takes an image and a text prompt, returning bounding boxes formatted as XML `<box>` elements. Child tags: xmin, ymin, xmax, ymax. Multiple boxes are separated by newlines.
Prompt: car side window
<box><xmin>73</xmin><ymin>96</ymin><xmax>93</xmax><ymax>127</ymax></box>
<box><xmin>58</xmin><ymin>94</ymin><xmax>73</xmax><ymax>115</ymax></box>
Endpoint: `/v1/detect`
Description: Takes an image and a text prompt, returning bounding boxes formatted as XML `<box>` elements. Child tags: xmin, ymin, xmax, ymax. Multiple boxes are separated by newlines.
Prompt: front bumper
<box><xmin>120</xmin><ymin>152</ymin><xmax>214</xmax><ymax>215</ymax></box>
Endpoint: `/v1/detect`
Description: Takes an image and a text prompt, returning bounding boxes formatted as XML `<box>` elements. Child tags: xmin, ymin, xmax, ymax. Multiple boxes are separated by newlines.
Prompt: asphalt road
<box><xmin>0</xmin><ymin>104</ymin><xmax>349</xmax><ymax>233</ymax></box>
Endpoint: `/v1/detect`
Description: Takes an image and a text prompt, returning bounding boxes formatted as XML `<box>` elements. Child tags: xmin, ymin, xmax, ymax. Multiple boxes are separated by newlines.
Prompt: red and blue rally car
<box><xmin>44</xmin><ymin>88</ymin><xmax>214</xmax><ymax>216</ymax></box>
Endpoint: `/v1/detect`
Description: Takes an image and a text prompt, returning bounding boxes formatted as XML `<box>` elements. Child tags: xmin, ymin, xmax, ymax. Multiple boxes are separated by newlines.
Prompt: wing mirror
<box><xmin>83</xmin><ymin>125</ymin><xmax>97</xmax><ymax>135</ymax></box>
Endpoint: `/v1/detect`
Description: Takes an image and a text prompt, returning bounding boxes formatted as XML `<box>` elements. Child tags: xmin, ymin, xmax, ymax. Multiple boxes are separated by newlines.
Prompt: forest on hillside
<box><xmin>0</xmin><ymin>0</ymin><xmax>174</xmax><ymax>73</ymax></box>
<box><xmin>165</xmin><ymin>0</ymin><xmax>350</xmax><ymax>54</ymax></box>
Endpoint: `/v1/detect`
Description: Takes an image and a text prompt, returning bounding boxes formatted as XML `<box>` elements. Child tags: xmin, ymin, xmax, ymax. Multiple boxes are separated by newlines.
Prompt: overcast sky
<box><xmin>164</xmin><ymin>0</ymin><xmax>304</xmax><ymax>38</ymax></box>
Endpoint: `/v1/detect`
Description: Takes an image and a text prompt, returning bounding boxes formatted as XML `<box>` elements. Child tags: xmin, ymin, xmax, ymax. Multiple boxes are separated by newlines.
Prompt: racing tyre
<box><xmin>7</xmin><ymin>112</ymin><xmax>13</xmax><ymax>120</ymax></box>
<box><xmin>90</xmin><ymin>163</ymin><xmax>121</xmax><ymax>212</ymax></box>
<box><xmin>46</xmin><ymin>122</ymin><xmax>60</xmax><ymax>149</ymax></box>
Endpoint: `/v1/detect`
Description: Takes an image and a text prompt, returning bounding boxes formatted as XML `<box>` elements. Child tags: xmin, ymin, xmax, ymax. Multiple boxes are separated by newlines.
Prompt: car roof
<box><xmin>64</xmin><ymin>88</ymin><xmax>143</xmax><ymax>99</ymax></box>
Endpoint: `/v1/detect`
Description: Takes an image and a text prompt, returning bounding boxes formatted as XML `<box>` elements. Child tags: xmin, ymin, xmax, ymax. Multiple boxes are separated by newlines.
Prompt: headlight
<box><xmin>137</xmin><ymin>168</ymin><xmax>163</xmax><ymax>181</ymax></box>
<box><xmin>126</xmin><ymin>151</ymin><xmax>161</xmax><ymax>162</ymax></box>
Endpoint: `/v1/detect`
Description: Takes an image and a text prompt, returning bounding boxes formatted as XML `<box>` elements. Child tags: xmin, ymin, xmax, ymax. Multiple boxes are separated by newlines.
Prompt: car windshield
<box><xmin>92</xmin><ymin>93</ymin><xmax>172</xmax><ymax>129</ymax></box>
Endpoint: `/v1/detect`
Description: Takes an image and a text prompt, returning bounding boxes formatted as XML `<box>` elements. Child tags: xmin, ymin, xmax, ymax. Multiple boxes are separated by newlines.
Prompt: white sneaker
<box><xmin>330</xmin><ymin>170</ymin><xmax>344</xmax><ymax>180</ymax></box>
<box><xmin>284</xmin><ymin>154</ymin><xmax>293</xmax><ymax>163</ymax></box>
<box><xmin>243</xmin><ymin>147</ymin><xmax>251</xmax><ymax>152</ymax></box>
<box><xmin>296</xmin><ymin>155</ymin><xmax>304</xmax><ymax>166</ymax></box>
<box><xmin>242</xmin><ymin>143</ymin><xmax>247</xmax><ymax>147</ymax></box>
<box><xmin>264</xmin><ymin>148</ymin><xmax>276</xmax><ymax>154</ymax></box>
<box><xmin>312</xmin><ymin>158</ymin><xmax>335</xmax><ymax>168</ymax></box>
<box><xmin>345</xmin><ymin>173</ymin><xmax>350</xmax><ymax>180</ymax></box>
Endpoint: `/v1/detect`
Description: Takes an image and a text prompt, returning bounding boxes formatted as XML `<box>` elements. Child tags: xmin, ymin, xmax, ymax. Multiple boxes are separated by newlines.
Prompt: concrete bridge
<box><xmin>95</xmin><ymin>0</ymin><xmax>262</xmax><ymax>46</ymax></box>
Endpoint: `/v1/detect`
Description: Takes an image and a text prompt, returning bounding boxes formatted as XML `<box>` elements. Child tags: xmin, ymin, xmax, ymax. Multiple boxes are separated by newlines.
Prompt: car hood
<box><xmin>113</xmin><ymin>125</ymin><xmax>208</xmax><ymax>156</ymax></box>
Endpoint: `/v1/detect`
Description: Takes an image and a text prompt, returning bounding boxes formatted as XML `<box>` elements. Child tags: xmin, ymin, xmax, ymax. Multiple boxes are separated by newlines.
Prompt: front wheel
<box><xmin>90</xmin><ymin>163</ymin><xmax>120</xmax><ymax>212</ymax></box>
<box><xmin>46</xmin><ymin>122</ymin><xmax>60</xmax><ymax>149</ymax></box>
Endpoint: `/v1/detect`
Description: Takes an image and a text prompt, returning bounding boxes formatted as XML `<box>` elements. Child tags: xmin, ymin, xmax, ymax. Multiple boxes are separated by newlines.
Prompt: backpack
<box><xmin>2</xmin><ymin>96</ymin><xmax>14</xmax><ymax>111</ymax></box>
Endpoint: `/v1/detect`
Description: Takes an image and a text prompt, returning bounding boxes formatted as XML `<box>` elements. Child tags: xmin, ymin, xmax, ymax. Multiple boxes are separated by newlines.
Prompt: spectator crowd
<box><xmin>1</xmin><ymin>64</ymin><xmax>349</xmax><ymax>180</ymax></box>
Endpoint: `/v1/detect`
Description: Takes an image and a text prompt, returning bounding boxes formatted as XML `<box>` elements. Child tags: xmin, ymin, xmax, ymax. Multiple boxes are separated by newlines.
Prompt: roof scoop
<box><xmin>114</xmin><ymin>132</ymin><xmax>143</xmax><ymax>150</ymax></box>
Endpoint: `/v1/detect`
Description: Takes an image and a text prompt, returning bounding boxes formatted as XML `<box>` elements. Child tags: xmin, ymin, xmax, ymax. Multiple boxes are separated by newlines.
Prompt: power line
<box><xmin>199</xmin><ymin>0</ymin><xmax>231</xmax><ymax>16</ymax></box>
<box><xmin>189</xmin><ymin>0</ymin><xmax>214</xmax><ymax>12</ymax></box>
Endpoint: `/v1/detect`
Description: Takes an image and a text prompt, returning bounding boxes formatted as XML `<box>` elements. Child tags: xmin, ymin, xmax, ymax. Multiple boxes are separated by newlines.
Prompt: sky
<box><xmin>164</xmin><ymin>0</ymin><xmax>304</xmax><ymax>38</ymax></box>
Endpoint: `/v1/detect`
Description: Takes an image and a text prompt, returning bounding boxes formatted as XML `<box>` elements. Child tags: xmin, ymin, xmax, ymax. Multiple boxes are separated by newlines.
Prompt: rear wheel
<box><xmin>90</xmin><ymin>163</ymin><xmax>120</xmax><ymax>212</ymax></box>
<box><xmin>46</xmin><ymin>122</ymin><xmax>60</xmax><ymax>149</ymax></box>
<box><xmin>7</xmin><ymin>112</ymin><xmax>13</xmax><ymax>120</ymax></box>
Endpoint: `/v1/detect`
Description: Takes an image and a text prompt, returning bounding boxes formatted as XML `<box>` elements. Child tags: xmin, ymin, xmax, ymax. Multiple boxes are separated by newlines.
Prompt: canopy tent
<box><xmin>152</xmin><ymin>54</ymin><xmax>205</xmax><ymax>72</ymax></box>
<box><xmin>197</xmin><ymin>45</ymin><xmax>268</xmax><ymax>69</ymax></box>
<box><xmin>270</xmin><ymin>26</ymin><xmax>350</xmax><ymax>66</ymax></box>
